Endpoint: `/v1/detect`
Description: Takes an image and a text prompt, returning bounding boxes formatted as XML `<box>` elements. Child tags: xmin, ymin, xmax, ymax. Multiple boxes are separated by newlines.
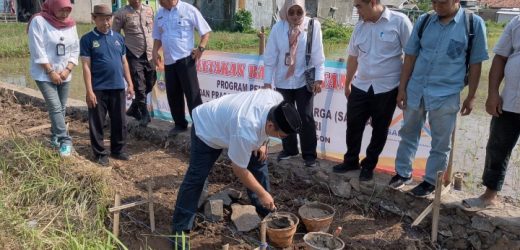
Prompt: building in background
<box><xmin>186</xmin><ymin>0</ymin><xmax>355</xmax><ymax>29</ymax></box>
<box><xmin>12</xmin><ymin>0</ymin><xmax>112</xmax><ymax>23</ymax></box>
<box><xmin>478</xmin><ymin>0</ymin><xmax>520</xmax><ymax>22</ymax></box>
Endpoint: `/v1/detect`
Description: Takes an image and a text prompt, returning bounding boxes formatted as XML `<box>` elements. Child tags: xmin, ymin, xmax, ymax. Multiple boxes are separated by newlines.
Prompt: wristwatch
<box><xmin>198</xmin><ymin>46</ymin><xmax>205</xmax><ymax>52</ymax></box>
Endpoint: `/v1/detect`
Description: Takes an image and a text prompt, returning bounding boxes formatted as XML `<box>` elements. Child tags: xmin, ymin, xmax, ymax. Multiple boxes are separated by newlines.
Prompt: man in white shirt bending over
<box><xmin>170</xmin><ymin>89</ymin><xmax>301</xmax><ymax>249</ymax></box>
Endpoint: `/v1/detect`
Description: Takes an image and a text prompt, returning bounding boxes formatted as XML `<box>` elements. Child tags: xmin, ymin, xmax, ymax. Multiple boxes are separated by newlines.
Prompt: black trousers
<box><xmin>277</xmin><ymin>86</ymin><xmax>317</xmax><ymax>161</ymax></box>
<box><xmin>88</xmin><ymin>89</ymin><xmax>127</xmax><ymax>157</ymax></box>
<box><xmin>126</xmin><ymin>49</ymin><xmax>156</xmax><ymax>104</ymax></box>
<box><xmin>483</xmin><ymin>111</ymin><xmax>520</xmax><ymax>191</ymax></box>
<box><xmin>164</xmin><ymin>56</ymin><xmax>203</xmax><ymax>128</ymax></box>
<box><xmin>344</xmin><ymin>86</ymin><xmax>397</xmax><ymax>170</ymax></box>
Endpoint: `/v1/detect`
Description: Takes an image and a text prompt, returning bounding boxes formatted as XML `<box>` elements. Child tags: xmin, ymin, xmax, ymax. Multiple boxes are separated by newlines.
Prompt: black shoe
<box><xmin>332</xmin><ymin>163</ymin><xmax>360</xmax><ymax>173</ymax></box>
<box><xmin>410</xmin><ymin>181</ymin><xmax>435</xmax><ymax>197</ymax></box>
<box><xmin>126</xmin><ymin>102</ymin><xmax>142</xmax><ymax>120</ymax></box>
<box><xmin>359</xmin><ymin>167</ymin><xmax>373</xmax><ymax>181</ymax></box>
<box><xmin>168</xmin><ymin>126</ymin><xmax>188</xmax><ymax>136</ymax></box>
<box><xmin>388</xmin><ymin>174</ymin><xmax>412</xmax><ymax>189</ymax></box>
<box><xmin>277</xmin><ymin>151</ymin><xmax>298</xmax><ymax>161</ymax></box>
<box><xmin>96</xmin><ymin>155</ymin><xmax>109</xmax><ymax>166</ymax></box>
<box><xmin>304</xmin><ymin>159</ymin><xmax>320</xmax><ymax>167</ymax></box>
<box><xmin>138</xmin><ymin>103</ymin><xmax>151</xmax><ymax>127</ymax></box>
<box><xmin>110</xmin><ymin>152</ymin><xmax>130</xmax><ymax>161</ymax></box>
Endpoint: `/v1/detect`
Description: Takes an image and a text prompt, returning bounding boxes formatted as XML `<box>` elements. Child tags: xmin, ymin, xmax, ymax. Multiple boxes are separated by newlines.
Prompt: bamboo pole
<box><xmin>258</xmin><ymin>26</ymin><xmax>265</xmax><ymax>55</ymax></box>
<box><xmin>444</xmin><ymin>121</ymin><xmax>457</xmax><ymax>185</ymax></box>
<box><xmin>431</xmin><ymin>171</ymin><xmax>444</xmax><ymax>243</ymax></box>
<box><xmin>109</xmin><ymin>199</ymin><xmax>149</xmax><ymax>212</ymax></box>
<box><xmin>260</xmin><ymin>220</ymin><xmax>267</xmax><ymax>250</ymax></box>
<box><xmin>412</xmin><ymin>184</ymin><xmax>450</xmax><ymax>226</ymax></box>
<box><xmin>148</xmin><ymin>180</ymin><xmax>155</xmax><ymax>232</ymax></box>
<box><xmin>113</xmin><ymin>193</ymin><xmax>121</xmax><ymax>238</ymax></box>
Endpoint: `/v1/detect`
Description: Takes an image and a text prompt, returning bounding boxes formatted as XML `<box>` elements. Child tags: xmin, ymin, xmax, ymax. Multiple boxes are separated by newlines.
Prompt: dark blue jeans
<box><xmin>483</xmin><ymin>111</ymin><xmax>520</xmax><ymax>191</ymax></box>
<box><xmin>171</xmin><ymin>128</ymin><xmax>271</xmax><ymax>233</ymax></box>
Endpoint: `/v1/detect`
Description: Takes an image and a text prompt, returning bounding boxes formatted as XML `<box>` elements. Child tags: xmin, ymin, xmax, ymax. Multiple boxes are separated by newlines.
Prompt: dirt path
<box><xmin>0</xmin><ymin>90</ymin><xmax>433</xmax><ymax>249</ymax></box>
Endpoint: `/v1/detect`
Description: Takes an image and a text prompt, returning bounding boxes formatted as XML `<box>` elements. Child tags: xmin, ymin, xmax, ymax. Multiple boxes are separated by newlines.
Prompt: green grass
<box><xmin>0</xmin><ymin>129</ymin><xmax>123</xmax><ymax>249</ymax></box>
<box><xmin>0</xmin><ymin>22</ymin><xmax>350</xmax><ymax>58</ymax></box>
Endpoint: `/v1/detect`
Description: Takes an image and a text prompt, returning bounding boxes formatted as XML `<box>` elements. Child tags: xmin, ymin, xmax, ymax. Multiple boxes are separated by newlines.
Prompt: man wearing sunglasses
<box><xmin>332</xmin><ymin>0</ymin><xmax>412</xmax><ymax>182</ymax></box>
<box><xmin>390</xmin><ymin>0</ymin><xmax>488</xmax><ymax>197</ymax></box>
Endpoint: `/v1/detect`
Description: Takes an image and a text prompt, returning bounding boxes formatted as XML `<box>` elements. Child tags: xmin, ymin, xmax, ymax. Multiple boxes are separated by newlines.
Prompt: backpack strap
<box><xmin>465</xmin><ymin>9</ymin><xmax>474</xmax><ymax>69</ymax></box>
<box><xmin>418</xmin><ymin>11</ymin><xmax>434</xmax><ymax>40</ymax></box>
<box><xmin>305</xmin><ymin>18</ymin><xmax>314</xmax><ymax>67</ymax></box>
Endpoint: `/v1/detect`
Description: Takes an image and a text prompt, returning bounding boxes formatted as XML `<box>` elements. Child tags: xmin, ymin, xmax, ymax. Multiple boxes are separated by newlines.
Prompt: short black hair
<box><xmin>269</xmin><ymin>101</ymin><xmax>302</xmax><ymax>134</ymax></box>
<box><xmin>267</xmin><ymin>106</ymin><xmax>280</xmax><ymax>131</ymax></box>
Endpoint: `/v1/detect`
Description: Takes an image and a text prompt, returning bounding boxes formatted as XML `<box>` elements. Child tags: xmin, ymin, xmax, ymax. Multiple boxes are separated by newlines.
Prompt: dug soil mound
<box><xmin>0</xmin><ymin>88</ymin><xmax>433</xmax><ymax>249</ymax></box>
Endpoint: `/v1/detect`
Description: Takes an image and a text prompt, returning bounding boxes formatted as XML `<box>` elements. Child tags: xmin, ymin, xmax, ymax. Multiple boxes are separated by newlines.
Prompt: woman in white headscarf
<box><xmin>263</xmin><ymin>0</ymin><xmax>325</xmax><ymax>167</ymax></box>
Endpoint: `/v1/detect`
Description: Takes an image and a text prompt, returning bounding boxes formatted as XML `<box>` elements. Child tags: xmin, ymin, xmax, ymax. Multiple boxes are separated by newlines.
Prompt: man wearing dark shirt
<box><xmin>80</xmin><ymin>4</ymin><xmax>134</xmax><ymax>166</ymax></box>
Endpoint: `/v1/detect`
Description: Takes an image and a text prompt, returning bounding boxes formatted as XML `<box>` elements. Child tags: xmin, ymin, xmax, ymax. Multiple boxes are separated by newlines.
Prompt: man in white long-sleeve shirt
<box><xmin>263</xmin><ymin>0</ymin><xmax>325</xmax><ymax>167</ymax></box>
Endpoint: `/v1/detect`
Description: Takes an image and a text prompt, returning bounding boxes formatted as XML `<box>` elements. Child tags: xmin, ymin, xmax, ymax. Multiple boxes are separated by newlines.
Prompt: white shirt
<box><xmin>152</xmin><ymin>1</ymin><xmax>212</xmax><ymax>65</ymax></box>
<box><xmin>494</xmin><ymin>15</ymin><xmax>520</xmax><ymax>114</ymax></box>
<box><xmin>347</xmin><ymin>8</ymin><xmax>412</xmax><ymax>94</ymax></box>
<box><xmin>192</xmin><ymin>89</ymin><xmax>284</xmax><ymax>168</ymax></box>
<box><xmin>28</xmin><ymin>16</ymin><xmax>80</xmax><ymax>82</ymax></box>
<box><xmin>263</xmin><ymin>17</ymin><xmax>325</xmax><ymax>89</ymax></box>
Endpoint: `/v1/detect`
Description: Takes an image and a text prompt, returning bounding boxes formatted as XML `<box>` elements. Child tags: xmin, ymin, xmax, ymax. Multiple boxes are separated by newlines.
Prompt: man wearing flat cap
<box><xmin>170</xmin><ymin>89</ymin><xmax>301</xmax><ymax>248</ymax></box>
<box><xmin>80</xmin><ymin>4</ymin><xmax>134</xmax><ymax>166</ymax></box>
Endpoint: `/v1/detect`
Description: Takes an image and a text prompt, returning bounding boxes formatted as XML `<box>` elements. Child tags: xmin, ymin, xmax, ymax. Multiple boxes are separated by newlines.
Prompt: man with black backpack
<box><xmin>388</xmin><ymin>0</ymin><xmax>488</xmax><ymax>197</ymax></box>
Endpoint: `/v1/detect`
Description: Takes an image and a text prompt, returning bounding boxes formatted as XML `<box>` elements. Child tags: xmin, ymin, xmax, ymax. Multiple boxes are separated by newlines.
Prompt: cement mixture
<box><xmin>305</xmin><ymin>234</ymin><xmax>343</xmax><ymax>250</ymax></box>
<box><xmin>300</xmin><ymin>205</ymin><xmax>333</xmax><ymax>219</ymax></box>
<box><xmin>266</xmin><ymin>214</ymin><xmax>295</xmax><ymax>229</ymax></box>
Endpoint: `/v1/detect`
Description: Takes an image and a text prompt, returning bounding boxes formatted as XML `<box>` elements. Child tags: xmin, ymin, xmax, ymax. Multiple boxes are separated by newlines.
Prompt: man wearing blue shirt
<box><xmin>388</xmin><ymin>0</ymin><xmax>488</xmax><ymax>197</ymax></box>
<box><xmin>80</xmin><ymin>5</ymin><xmax>135</xmax><ymax>166</ymax></box>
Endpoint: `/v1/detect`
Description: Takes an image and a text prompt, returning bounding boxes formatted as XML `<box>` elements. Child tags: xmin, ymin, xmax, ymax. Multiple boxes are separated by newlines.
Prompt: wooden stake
<box><xmin>113</xmin><ymin>193</ymin><xmax>121</xmax><ymax>238</ymax></box>
<box><xmin>21</xmin><ymin>123</ymin><xmax>51</xmax><ymax>133</ymax></box>
<box><xmin>148</xmin><ymin>180</ymin><xmax>155</xmax><ymax>232</ymax></box>
<box><xmin>258</xmin><ymin>26</ymin><xmax>265</xmax><ymax>55</ymax></box>
<box><xmin>222</xmin><ymin>243</ymin><xmax>229</xmax><ymax>250</ymax></box>
<box><xmin>260</xmin><ymin>220</ymin><xmax>267</xmax><ymax>250</ymax></box>
<box><xmin>412</xmin><ymin>184</ymin><xmax>451</xmax><ymax>226</ymax></box>
<box><xmin>431</xmin><ymin>171</ymin><xmax>444</xmax><ymax>243</ymax></box>
<box><xmin>109</xmin><ymin>199</ymin><xmax>149</xmax><ymax>212</ymax></box>
<box><xmin>444</xmin><ymin>121</ymin><xmax>457</xmax><ymax>185</ymax></box>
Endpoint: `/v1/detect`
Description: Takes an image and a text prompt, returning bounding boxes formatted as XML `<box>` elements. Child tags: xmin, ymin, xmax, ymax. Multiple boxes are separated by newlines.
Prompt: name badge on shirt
<box><xmin>56</xmin><ymin>43</ymin><xmax>65</xmax><ymax>56</ymax></box>
<box><xmin>93</xmin><ymin>40</ymin><xmax>100</xmax><ymax>48</ymax></box>
<box><xmin>284</xmin><ymin>52</ymin><xmax>292</xmax><ymax>66</ymax></box>
<box><xmin>56</xmin><ymin>37</ymin><xmax>65</xmax><ymax>56</ymax></box>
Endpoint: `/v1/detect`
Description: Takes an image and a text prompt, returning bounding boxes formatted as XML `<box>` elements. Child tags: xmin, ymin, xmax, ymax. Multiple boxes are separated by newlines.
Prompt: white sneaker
<box><xmin>59</xmin><ymin>144</ymin><xmax>72</xmax><ymax>157</ymax></box>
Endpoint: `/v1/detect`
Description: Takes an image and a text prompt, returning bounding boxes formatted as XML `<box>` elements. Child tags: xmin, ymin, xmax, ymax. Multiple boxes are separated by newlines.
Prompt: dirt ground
<box><xmin>0</xmin><ymin>91</ymin><xmax>433</xmax><ymax>250</ymax></box>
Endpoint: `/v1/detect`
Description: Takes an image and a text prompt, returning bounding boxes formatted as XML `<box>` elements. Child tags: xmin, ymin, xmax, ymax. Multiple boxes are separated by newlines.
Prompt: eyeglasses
<box><xmin>288</xmin><ymin>9</ymin><xmax>304</xmax><ymax>17</ymax></box>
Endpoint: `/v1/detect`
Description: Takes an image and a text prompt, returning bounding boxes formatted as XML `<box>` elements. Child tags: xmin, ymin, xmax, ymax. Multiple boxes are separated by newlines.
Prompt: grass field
<box><xmin>0</xmin><ymin>133</ymin><xmax>123</xmax><ymax>249</ymax></box>
<box><xmin>0</xmin><ymin>22</ymin><xmax>350</xmax><ymax>58</ymax></box>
